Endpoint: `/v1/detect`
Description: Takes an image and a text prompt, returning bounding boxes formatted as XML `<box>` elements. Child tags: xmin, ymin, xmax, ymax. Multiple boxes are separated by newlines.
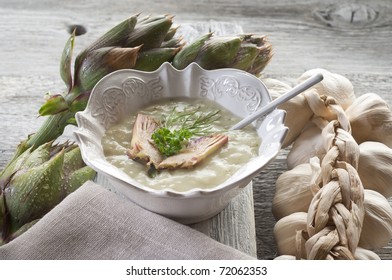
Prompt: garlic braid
<box><xmin>303</xmin><ymin>91</ymin><xmax>365</xmax><ymax>259</ymax></box>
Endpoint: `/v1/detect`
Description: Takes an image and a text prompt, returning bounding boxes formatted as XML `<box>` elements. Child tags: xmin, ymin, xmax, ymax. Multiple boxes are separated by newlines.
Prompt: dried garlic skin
<box><xmin>346</xmin><ymin>93</ymin><xmax>392</xmax><ymax>148</ymax></box>
<box><xmin>272</xmin><ymin>163</ymin><xmax>313</xmax><ymax>220</ymax></box>
<box><xmin>264</xmin><ymin>78</ymin><xmax>313</xmax><ymax>148</ymax></box>
<box><xmin>273</xmin><ymin>255</ymin><xmax>297</xmax><ymax>260</ymax></box>
<box><xmin>358</xmin><ymin>141</ymin><xmax>392</xmax><ymax>198</ymax></box>
<box><xmin>286</xmin><ymin>124</ymin><xmax>325</xmax><ymax>169</ymax></box>
<box><xmin>298</xmin><ymin>68</ymin><xmax>356</xmax><ymax>110</ymax></box>
<box><xmin>360</xmin><ymin>189</ymin><xmax>392</xmax><ymax>250</ymax></box>
<box><xmin>274</xmin><ymin>212</ymin><xmax>308</xmax><ymax>259</ymax></box>
<box><xmin>354</xmin><ymin>247</ymin><xmax>381</xmax><ymax>260</ymax></box>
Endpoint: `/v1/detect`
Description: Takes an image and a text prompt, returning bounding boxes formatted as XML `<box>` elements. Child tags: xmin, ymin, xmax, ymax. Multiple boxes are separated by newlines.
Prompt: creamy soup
<box><xmin>101</xmin><ymin>98</ymin><xmax>261</xmax><ymax>192</ymax></box>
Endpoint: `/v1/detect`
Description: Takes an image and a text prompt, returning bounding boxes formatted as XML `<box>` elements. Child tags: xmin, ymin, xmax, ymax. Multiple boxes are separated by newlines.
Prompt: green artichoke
<box><xmin>20</xmin><ymin>14</ymin><xmax>183</xmax><ymax>159</ymax></box>
<box><xmin>0</xmin><ymin>143</ymin><xmax>96</xmax><ymax>243</ymax></box>
<box><xmin>172</xmin><ymin>33</ymin><xmax>273</xmax><ymax>74</ymax></box>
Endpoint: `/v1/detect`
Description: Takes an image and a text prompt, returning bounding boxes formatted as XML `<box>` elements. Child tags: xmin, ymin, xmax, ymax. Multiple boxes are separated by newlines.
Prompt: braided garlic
<box><xmin>272</xmin><ymin>69</ymin><xmax>392</xmax><ymax>260</ymax></box>
<box><xmin>298</xmin><ymin>68</ymin><xmax>356</xmax><ymax>110</ymax></box>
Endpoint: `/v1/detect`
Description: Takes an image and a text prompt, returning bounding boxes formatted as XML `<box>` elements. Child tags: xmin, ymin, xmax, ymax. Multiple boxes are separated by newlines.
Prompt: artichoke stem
<box><xmin>1</xmin><ymin>88</ymin><xmax>79</xmax><ymax>177</ymax></box>
<box><xmin>26</xmin><ymin>111</ymin><xmax>74</xmax><ymax>151</ymax></box>
<box><xmin>2</xmin><ymin>111</ymin><xmax>74</xmax><ymax>172</ymax></box>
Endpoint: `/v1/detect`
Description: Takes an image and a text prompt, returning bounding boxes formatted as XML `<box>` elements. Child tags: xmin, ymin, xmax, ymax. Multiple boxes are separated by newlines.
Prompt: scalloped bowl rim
<box><xmin>75</xmin><ymin>62</ymin><xmax>288</xmax><ymax>199</ymax></box>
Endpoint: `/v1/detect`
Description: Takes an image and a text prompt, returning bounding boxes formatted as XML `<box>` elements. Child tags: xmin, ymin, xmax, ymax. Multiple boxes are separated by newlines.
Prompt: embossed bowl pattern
<box><xmin>75</xmin><ymin>62</ymin><xmax>288</xmax><ymax>224</ymax></box>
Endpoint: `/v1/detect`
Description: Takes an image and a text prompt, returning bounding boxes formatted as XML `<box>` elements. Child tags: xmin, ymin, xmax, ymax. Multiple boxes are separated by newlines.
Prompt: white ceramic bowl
<box><xmin>75</xmin><ymin>62</ymin><xmax>287</xmax><ymax>224</ymax></box>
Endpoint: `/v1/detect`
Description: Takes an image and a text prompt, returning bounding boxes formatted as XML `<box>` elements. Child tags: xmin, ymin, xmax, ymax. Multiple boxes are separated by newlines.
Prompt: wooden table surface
<box><xmin>1</xmin><ymin>0</ymin><xmax>391</xmax><ymax>259</ymax></box>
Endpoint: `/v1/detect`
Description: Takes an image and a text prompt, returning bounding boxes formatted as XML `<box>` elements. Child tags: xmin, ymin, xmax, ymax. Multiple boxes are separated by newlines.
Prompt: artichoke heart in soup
<box><xmin>101</xmin><ymin>98</ymin><xmax>261</xmax><ymax>192</ymax></box>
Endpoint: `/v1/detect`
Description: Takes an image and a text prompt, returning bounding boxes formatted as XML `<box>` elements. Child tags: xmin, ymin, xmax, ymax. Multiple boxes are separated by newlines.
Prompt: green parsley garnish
<box><xmin>151</xmin><ymin>127</ymin><xmax>192</xmax><ymax>157</ymax></box>
<box><xmin>151</xmin><ymin>106</ymin><xmax>221</xmax><ymax>157</ymax></box>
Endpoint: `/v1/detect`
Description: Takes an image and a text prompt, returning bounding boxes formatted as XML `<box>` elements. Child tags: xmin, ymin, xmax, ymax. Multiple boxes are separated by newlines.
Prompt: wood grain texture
<box><xmin>1</xmin><ymin>0</ymin><xmax>391</xmax><ymax>259</ymax></box>
<box><xmin>190</xmin><ymin>184</ymin><xmax>257</xmax><ymax>257</ymax></box>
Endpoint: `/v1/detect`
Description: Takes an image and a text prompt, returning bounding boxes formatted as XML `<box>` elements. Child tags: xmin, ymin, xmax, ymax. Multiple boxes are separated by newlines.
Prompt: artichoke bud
<box><xmin>246</xmin><ymin>34</ymin><xmax>267</xmax><ymax>46</ymax></box>
<box><xmin>105</xmin><ymin>46</ymin><xmax>142</xmax><ymax>69</ymax></box>
<box><xmin>61</xmin><ymin>145</ymin><xmax>96</xmax><ymax>195</ymax></box>
<box><xmin>60</xmin><ymin>30</ymin><xmax>75</xmax><ymax>91</ymax></box>
<box><xmin>73</xmin><ymin>15</ymin><xmax>139</xmax><ymax>89</ymax></box>
<box><xmin>6</xmin><ymin>219</ymin><xmax>39</xmax><ymax>243</ymax></box>
<box><xmin>62</xmin><ymin>145</ymin><xmax>87</xmax><ymax>174</ymax></box>
<box><xmin>86</xmin><ymin>14</ymin><xmax>138</xmax><ymax>52</ymax></box>
<box><xmin>138</xmin><ymin>14</ymin><xmax>168</xmax><ymax>25</ymax></box>
<box><xmin>1</xmin><ymin>143</ymin><xmax>95</xmax><ymax>240</ymax></box>
<box><xmin>64</xmin><ymin>166</ymin><xmax>96</xmax><ymax>195</ymax></box>
<box><xmin>75</xmin><ymin>48</ymin><xmax>109</xmax><ymax>92</ymax></box>
<box><xmin>134</xmin><ymin>47</ymin><xmax>182</xmax><ymax>71</ymax></box>
<box><xmin>173</xmin><ymin>33</ymin><xmax>273</xmax><ymax>74</ymax></box>
<box><xmin>195</xmin><ymin>36</ymin><xmax>242</xmax><ymax>69</ymax></box>
<box><xmin>247</xmin><ymin>43</ymin><xmax>273</xmax><ymax>75</ymax></box>
<box><xmin>39</xmin><ymin>94</ymin><xmax>69</xmax><ymax>116</ymax></box>
<box><xmin>172</xmin><ymin>32</ymin><xmax>213</xmax><ymax>70</ymax></box>
<box><xmin>0</xmin><ymin>142</ymin><xmax>52</xmax><ymax>180</ymax></box>
<box><xmin>4</xmin><ymin>148</ymin><xmax>65</xmax><ymax>232</ymax></box>
<box><xmin>125</xmin><ymin>15</ymin><xmax>174</xmax><ymax>51</ymax></box>
<box><xmin>231</xmin><ymin>43</ymin><xmax>260</xmax><ymax>71</ymax></box>
<box><xmin>164</xmin><ymin>25</ymin><xmax>180</xmax><ymax>41</ymax></box>
<box><xmin>160</xmin><ymin>35</ymin><xmax>185</xmax><ymax>48</ymax></box>
<box><xmin>76</xmin><ymin>46</ymin><xmax>141</xmax><ymax>91</ymax></box>
<box><xmin>21</xmin><ymin>142</ymin><xmax>52</xmax><ymax>169</ymax></box>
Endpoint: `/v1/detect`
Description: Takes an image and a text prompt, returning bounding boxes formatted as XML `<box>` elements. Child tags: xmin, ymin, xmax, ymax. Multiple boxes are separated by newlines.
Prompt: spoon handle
<box><xmin>230</xmin><ymin>73</ymin><xmax>324</xmax><ymax>130</ymax></box>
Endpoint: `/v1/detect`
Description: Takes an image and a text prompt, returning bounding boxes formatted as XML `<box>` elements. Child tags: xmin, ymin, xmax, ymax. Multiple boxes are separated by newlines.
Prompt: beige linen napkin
<box><xmin>0</xmin><ymin>181</ymin><xmax>254</xmax><ymax>260</ymax></box>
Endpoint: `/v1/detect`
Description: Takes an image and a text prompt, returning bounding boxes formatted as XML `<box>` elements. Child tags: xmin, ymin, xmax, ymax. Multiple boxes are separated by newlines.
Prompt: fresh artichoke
<box><xmin>172</xmin><ymin>33</ymin><xmax>273</xmax><ymax>74</ymax></box>
<box><xmin>0</xmin><ymin>143</ymin><xmax>96</xmax><ymax>243</ymax></box>
<box><xmin>19</xmin><ymin>14</ymin><xmax>183</xmax><ymax>159</ymax></box>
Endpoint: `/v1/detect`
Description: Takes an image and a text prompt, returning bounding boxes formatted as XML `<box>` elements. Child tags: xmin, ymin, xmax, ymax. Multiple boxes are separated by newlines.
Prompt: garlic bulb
<box><xmin>358</xmin><ymin>141</ymin><xmax>392</xmax><ymax>198</ymax></box>
<box><xmin>274</xmin><ymin>212</ymin><xmax>308</xmax><ymax>259</ymax></box>
<box><xmin>263</xmin><ymin>77</ymin><xmax>292</xmax><ymax>94</ymax></box>
<box><xmin>272</xmin><ymin>163</ymin><xmax>313</xmax><ymax>220</ymax></box>
<box><xmin>345</xmin><ymin>93</ymin><xmax>392</xmax><ymax>148</ymax></box>
<box><xmin>286</xmin><ymin>124</ymin><xmax>325</xmax><ymax>169</ymax></box>
<box><xmin>274</xmin><ymin>255</ymin><xmax>297</xmax><ymax>260</ymax></box>
<box><xmin>298</xmin><ymin>68</ymin><xmax>356</xmax><ymax>109</ymax></box>
<box><xmin>354</xmin><ymin>247</ymin><xmax>381</xmax><ymax>260</ymax></box>
<box><xmin>359</xmin><ymin>189</ymin><xmax>392</xmax><ymax>250</ymax></box>
<box><xmin>264</xmin><ymin>78</ymin><xmax>313</xmax><ymax>148</ymax></box>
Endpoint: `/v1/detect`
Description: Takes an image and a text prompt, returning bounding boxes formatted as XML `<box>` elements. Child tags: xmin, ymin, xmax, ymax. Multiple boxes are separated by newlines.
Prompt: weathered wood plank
<box><xmin>190</xmin><ymin>184</ymin><xmax>257</xmax><ymax>257</ymax></box>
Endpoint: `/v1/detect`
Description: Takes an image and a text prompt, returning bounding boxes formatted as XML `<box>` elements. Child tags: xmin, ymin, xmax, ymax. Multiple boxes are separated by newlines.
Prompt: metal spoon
<box><xmin>230</xmin><ymin>73</ymin><xmax>324</xmax><ymax>130</ymax></box>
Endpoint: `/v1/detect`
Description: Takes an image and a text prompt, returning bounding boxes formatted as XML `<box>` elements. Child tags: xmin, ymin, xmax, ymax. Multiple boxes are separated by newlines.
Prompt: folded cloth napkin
<box><xmin>0</xmin><ymin>181</ymin><xmax>254</xmax><ymax>260</ymax></box>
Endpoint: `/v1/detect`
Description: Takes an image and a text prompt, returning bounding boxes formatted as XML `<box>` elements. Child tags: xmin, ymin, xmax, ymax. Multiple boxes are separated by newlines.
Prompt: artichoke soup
<box><xmin>101</xmin><ymin>98</ymin><xmax>260</xmax><ymax>192</ymax></box>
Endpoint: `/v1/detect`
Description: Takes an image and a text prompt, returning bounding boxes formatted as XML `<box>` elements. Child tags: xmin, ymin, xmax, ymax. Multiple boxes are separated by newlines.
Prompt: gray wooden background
<box><xmin>1</xmin><ymin>0</ymin><xmax>391</xmax><ymax>259</ymax></box>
